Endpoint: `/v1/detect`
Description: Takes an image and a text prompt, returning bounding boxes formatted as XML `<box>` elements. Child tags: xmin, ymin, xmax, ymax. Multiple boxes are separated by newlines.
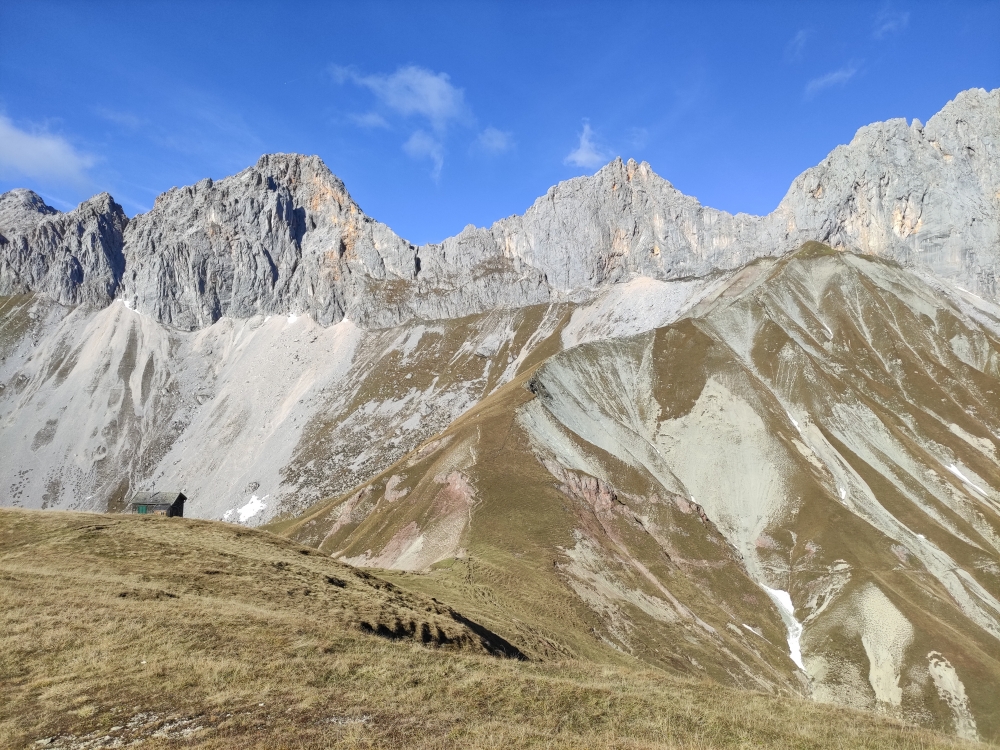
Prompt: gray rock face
<box><xmin>1</xmin><ymin>88</ymin><xmax>997</xmax><ymax>327</ymax></box>
<box><xmin>111</xmin><ymin>85</ymin><xmax>1000</xmax><ymax>326</ymax></box>
<box><xmin>0</xmin><ymin>189</ymin><xmax>127</xmax><ymax>307</ymax></box>
<box><xmin>462</xmin><ymin>87</ymin><xmax>1000</xmax><ymax>296</ymax></box>
<box><xmin>121</xmin><ymin>155</ymin><xmax>417</xmax><ymax>329</ymax></box>
<box><xmin>119</xmin><ymin>154</ymin><xmax>550</xmax><ymax>330</ymax></box>
<box><xmin>445</xmin><ymin>159</ymin><xmax>780</xmax><ymax>293</ymax></box>
<box><xmin>775</xmin><ymin>87</ymin><xmax>1000</xmax><ymax>296</ymax></box>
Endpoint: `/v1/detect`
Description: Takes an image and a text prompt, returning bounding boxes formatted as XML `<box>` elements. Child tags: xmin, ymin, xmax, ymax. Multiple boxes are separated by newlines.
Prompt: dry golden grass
<box><xmin>0</xmin><ymin>508</ymin><xmax>984</xmax><ymax>749</ymax></box>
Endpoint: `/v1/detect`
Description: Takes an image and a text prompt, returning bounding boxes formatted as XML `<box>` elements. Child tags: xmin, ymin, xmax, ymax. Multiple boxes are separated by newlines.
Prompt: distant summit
<box><xmin>2</xmin><ymin>88</ymin><xmax>998</xmax><ymax>329</ymax></box>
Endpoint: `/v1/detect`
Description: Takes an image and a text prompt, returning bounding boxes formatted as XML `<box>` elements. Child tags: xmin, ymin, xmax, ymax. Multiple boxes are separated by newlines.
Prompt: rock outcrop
<box><xmin>2</xmin><ymin>88</ymin><xmax>997</xmax><ymax>329</ymax></box>
<box><xmin>775</xmin><ymin>87</ymin><xmax>1000</xmax><ymax>296</ymax></box>
<box><xmin>120</xmin><ymin>156</ymin><xmax>418</xmax><ymax>329</ymax></box>
<box><xmin>117</xmin><ymin>154</ymin><xmax>551</xmax><ymax>329</ymax></box>
<box><xmin>0</xmin><ymin>189</ymin><xmax>127</xmax><ymax>307</ymax></box>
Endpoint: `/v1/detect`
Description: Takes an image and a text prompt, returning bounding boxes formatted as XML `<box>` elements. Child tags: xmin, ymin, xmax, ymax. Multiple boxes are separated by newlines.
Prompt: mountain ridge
<box><xmin>2</xmin><ymin>87</ymin><xmax>997</xmax><ymax>330</ymax></box>
<box><xmin>279</xmin><ymin>244</ymin><xmax>1000</xmax><ymax>740</ymax></box>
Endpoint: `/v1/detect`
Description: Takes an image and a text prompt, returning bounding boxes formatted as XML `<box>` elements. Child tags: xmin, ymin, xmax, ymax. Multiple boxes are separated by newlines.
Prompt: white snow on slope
<box><xmin>763</xmin><ymin>586</ymin><xmax>805</xmax><ymax>671</ymax></box>
<box><xmin>945</xmin><ymin>463</ymin><xmax>989</xmax><ymax>497</ymax></box>
<box><xmin>224</xmin><ymin>494</ymin><xmax>267</xmax><ymax>524</ymax></box>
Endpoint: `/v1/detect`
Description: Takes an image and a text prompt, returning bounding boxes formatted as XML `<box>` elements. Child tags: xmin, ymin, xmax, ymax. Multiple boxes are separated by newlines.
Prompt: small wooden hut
<box><xmin>126</xmin><ymin>491</ymin><xmax>186</xmax><ymax>517</ymax></box>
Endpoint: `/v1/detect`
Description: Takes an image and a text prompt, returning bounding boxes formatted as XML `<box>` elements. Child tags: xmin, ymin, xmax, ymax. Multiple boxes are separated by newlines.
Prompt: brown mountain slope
<box><xmin>278</xmin><ymin>245</ymin><xmax>1000</xmax><ymax>741</ymax></box>
<box><xmin>1</xmin><ymin>508</ymin><xmax>978</xmax><ymax>750</ymax></box>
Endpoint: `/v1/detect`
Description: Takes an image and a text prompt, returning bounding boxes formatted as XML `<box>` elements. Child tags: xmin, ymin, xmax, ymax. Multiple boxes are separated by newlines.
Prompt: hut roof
<box><xmin>127</xmin><ymin>491</ymin><xmax>186</xmax><ymax>506</ymax></box>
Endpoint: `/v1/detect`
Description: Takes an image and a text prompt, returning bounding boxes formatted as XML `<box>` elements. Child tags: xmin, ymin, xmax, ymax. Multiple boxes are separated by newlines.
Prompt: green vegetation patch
<box><xmin>794</xmin><ymin>241</ymin><xmax>839</xmax><ymax>259</ymax></box>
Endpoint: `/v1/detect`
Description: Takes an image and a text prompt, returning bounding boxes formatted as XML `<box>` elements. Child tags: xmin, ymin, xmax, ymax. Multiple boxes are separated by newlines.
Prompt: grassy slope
<box><xmin>0</xmin><ymin>507</ymin><xmax>981</xmax><ymax>749</ymax></box>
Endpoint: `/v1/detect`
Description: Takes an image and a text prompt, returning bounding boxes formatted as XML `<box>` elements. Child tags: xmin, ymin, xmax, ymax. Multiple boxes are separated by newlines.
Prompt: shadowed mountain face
<box><xmin>2</xmin><ymin>88</ymin><xmax>1000</xmax><ymax>741</ymax></box>
<box><xmin>281</xmin><ymin>247</ymin><xmax>1000</xmax><ymax>740</ymax></box>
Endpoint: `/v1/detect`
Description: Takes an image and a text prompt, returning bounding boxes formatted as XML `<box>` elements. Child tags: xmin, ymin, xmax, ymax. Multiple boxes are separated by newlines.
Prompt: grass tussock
<box><xmin>0</xmin><ymin>508</ymin><xmax>983</xmax><ymax>749</ymax></box>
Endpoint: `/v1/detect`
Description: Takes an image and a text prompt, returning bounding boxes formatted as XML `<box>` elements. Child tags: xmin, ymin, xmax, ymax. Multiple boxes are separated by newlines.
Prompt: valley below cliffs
<box><xmin>2</xmin><ymin>87</ymin><xmax>999</xmax><ymax>743</ymax></box>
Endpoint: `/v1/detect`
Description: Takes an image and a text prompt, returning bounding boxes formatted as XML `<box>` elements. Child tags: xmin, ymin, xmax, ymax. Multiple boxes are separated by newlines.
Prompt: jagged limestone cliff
<box><xmin>0</xmin><ymin>189</ymin><xmax>127</xmax><ymax>307</ymax></box>
<box><xmin>2</xmin><ymin>89</ymin><xmax>998</xmax><ymax>330</ymax></box>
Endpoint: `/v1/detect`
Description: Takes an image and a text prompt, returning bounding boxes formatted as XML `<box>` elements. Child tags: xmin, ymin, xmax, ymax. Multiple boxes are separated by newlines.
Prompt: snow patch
<box><xmin>785</xmin><ymin>410</ymin><xmax>801</xmax><ymax>435</ymax></box>
<box><xmin>226</xmin><ymin>494</ymin><xmax>267</xmax><ymax>524</ymax></box>
<box><xmin>955</xmin><ymin>285</ymin><xmax>983</xmax><ymax>301</ymax></box>
<box><xmin>945</xmin><ymin>462</ymin><xmax>989</xmax><ymax>497</ymax></box>
<box><xmin>763</xmin><ymin>586</ymin><xmax>805</xmax><ymax>671</ymax></box>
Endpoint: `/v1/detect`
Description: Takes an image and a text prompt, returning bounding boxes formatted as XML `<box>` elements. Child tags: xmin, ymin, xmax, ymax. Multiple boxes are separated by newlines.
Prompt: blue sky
<box><xmin>1</xmin><ymin>2</ymin><xmax>997</xmax><ymax>245</ymax></box>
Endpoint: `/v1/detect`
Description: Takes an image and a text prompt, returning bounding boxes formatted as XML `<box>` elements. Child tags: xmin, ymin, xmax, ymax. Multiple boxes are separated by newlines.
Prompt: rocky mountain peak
<box><xmin>120</xmin><ymin>151</ymin><xmax>418</xmax><ymax>329</ymax></box>
<box><xmin>0</xmin><ymin>190</ymin><xmax>127</xmax><ymax>307</ymax></box>
<box><xmin>1</xmin><ymin>88</ymin><xmax>998</xmax><ymax>329</ymax></box>
<box><xmin>253</xmin><ymin>152</ymin><xmax>350</xmax><ymax>191</ymax></box>
<box><xmin>775</xmin><ymin>87</ymin><xmax>999</xmax><ymax>295</ymax></box>
<box><xmin>0</xmin><ymin>189</ymin><xmax>59</xmax><ymax>234</ymax></box>
<box><xmin>78</xmin><ymin>192</ymin><xmax>124</xmax><ymax>218</ymax></box>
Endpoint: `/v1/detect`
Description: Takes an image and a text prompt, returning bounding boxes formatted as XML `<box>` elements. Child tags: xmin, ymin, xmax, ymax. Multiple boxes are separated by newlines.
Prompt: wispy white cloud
<box><xmin>94</xmin><ymin>107</ymin><xmax>146</xmax><ymax>130</ymax></box>
<box><xmin>332</xmin><ymin>64</ymin><xmax>469</xmax><ymax>133</ymax></box>
<box><xmin>349</xmin><ymin>111</ymin><xmax>391</xmax><ymax>129</ymax></box>
<box><xmin>0</xmin><ymin>115</ymin><xmax>95</xmax><ymax>185</ymax></box>
<box><xmin>474</xmin><ymin>127</ymin><xmax>514</xmax><ymax>154</ymax></box>
<box><xmin>564</xmin><ymin>121</ymin><xmax>608</xmax><ymax>169</ymax></box>
<box><xmin>873</xmin><ymin>7</ymin><xmax>910</xmax><ymax>38</ymax></box>
<box><xmin>333</xmin><ymin>64</ymin><xmax>476</xmax><ymax>180</ymax></box>
<box><xmin>805</xmin><ymin>62</ymin><xmax>860</xmax><ymax>98</ymax></box>
<box><xmin>785</xmin><ymin>29</ymin><xmax>811</xmax><ymax>62</ymax></box>
<box><xmin>626</xmin><ymin>127</ymin><xmax>648</xmax><ymax>150</ymax></box>
<box><xmin>403</xmin><ymin>130</ymin><xmax>444</xmax><ymax>181</ymax></box>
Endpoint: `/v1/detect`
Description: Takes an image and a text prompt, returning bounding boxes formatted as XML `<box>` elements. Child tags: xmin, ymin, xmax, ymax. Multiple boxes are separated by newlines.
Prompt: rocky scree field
<box><xmin>279</xmin><ymin>246</ymin><xmax>1000</xmax><ymax>742</ymax></box>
